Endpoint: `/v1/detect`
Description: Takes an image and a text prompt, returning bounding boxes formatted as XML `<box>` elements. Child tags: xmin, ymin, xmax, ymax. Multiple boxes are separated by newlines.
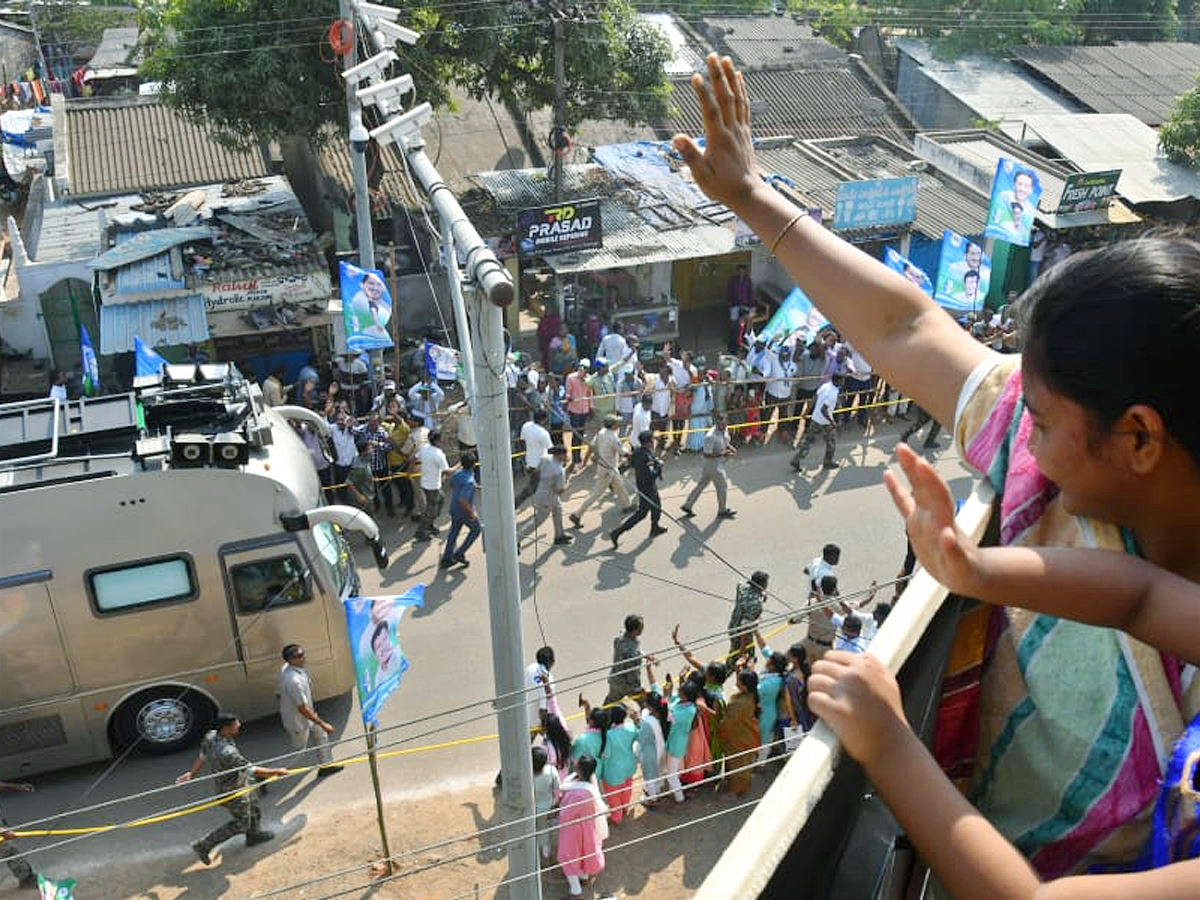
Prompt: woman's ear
<box><xmin>1117</xmin><ymin>404</ymin><xmax>1166</xmax><ymax>476</ymax></box>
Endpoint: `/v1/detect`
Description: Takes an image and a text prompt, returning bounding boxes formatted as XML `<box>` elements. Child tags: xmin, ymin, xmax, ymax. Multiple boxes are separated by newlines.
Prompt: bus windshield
<box><xmin>313</xmin><ymin>521</ymin><xmax>355</xmax><ymax>598</ymax></box>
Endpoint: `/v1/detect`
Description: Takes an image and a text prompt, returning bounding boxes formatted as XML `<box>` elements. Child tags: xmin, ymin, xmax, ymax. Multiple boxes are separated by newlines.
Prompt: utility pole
<box><xmin>345</xmin><ymin>3</ymin><xmax>530</xmax><ymax>896</ymax></box>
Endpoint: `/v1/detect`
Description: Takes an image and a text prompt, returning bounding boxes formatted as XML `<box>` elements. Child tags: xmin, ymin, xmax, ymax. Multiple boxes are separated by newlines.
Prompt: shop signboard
<box><xmin>516</xmin><ymin>199</ymin><xmax>603</xmax><ymax>255</ymax></box>
<box><xmin>833</xmin><ymin>177</ymin><xmax>918</xmax><ymax>230</ymax></box>
<box><xmin>200</xmin><ymin>270</ymin><xmax>331</xmax><ymax>312</ymax></box>
<box><xmin>1055</xmin><ymin>170</ymin><xmax>1121</xmax><ymax>214</ymax></box>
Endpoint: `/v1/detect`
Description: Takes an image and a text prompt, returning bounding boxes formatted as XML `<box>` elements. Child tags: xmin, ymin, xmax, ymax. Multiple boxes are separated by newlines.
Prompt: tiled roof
<box><xmin>316</xmin><ymin>132</ymin><xmax>424</xmax><ymax>209</ymax></box>
<box><xmin>694</xmin><ymin>15</ymin><xmax>847</xmax><ymax>71</ymax></box>
<box><xmin>668</xmin><ymin>66</ymin><xmax>911</xmax><ymax>145</ymax></box>
<box><xmin>64</xmin><ymin>98</ymin><xmax>270</xmax><ymax>198</ymax></box>
<box><xmin>1013</xmin><ymin>42</ymin><xmax>1200</xmax><ymax>126</ymax></box>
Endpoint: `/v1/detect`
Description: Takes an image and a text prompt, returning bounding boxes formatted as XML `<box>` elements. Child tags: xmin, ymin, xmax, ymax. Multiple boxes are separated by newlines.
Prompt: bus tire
<box><xmin>112</xmin><ymin>688</ymin><xmax>214</xmax><ymax>755</ymax></box>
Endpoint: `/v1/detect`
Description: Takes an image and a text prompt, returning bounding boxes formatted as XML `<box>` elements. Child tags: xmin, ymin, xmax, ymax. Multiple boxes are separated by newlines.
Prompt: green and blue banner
<box><xmin>343</xmin><ymin>586</ymin><xmax>424</xmax><ymax>725</ymax></box>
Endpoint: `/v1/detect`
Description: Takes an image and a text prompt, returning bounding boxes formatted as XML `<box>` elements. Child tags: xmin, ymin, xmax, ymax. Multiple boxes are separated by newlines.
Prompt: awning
<box><xmin>206</xmin><ymin>307</ymin><xmax>332</xmax><ymax>340</ymax></box>
<box><xmin>88</xmin><ymin>227</ymin><xmax>212</xmax><ymax>271</ymax></box>
<box><xmin>99</xmin><ymin>295</ymin><xmax>210</xmax><ymax>354</ymax></box>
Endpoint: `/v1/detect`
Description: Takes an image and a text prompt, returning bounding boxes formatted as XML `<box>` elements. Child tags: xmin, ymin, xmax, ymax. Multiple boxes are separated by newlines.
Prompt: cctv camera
<box><xmin>357</xmin><ymin>74</ymin><xmax>414</xmax><ymax>113</ymax></box>
<box><xmin>369</xmin><ymin>102</ymin><xmax>433</xmax><ymax>147</ymax></box>
<box><xmin>356</xmin><ymin>1</ymin><xmax>400</xmax><ymax>21</ymax></box>
<box><xmin>341</xmin><ymin>49</ymin><xmax>397</xmax><ymax>86</ymax></box>
<box><xmin>349</xmin><ymin>123</ymin><xmax>370</xmax><ymax>153</ymax></box>
<box><xmin>374</xmin><ymin>19</ymin><xmax>420</xmax><ymax>46</ymax></box>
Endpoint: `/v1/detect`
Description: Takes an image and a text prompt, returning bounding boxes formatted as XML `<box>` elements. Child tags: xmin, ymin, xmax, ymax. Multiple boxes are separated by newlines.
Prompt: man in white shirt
<box><xmin>790</xmin><ymin>375</ymin><xmax>841</xmax><ymax>470</ymax></box>
<box><xmin>761</xmin><ymin>347</ymin><xmax>793</xmax><ymax>440</ymax></box>
<box><xmin>630</xmin><ymin>393</ymin><xmax>654</xmax><ymax>450</ymax></box>
<box><xmin>407</xmin><ymin>378</ymin><xmax>445</xmax><ymax>428</ymax></box>
<box><xmin>415</xmin><ymin>430</ymin><xmax>455</xmax><ymax>541</ymax></box>
<box><xmin>278</xmin><ymin>644</ymin><xmax>342</xmax><ymax>776</ymax></box>
<box><xmin>570</xmin><ymin>414</ymin><xmax>634</xmax><ymax>528</ymax></box>
<box><xmin>519</xmin><ymin>410</ymin><xmax>552</xmax><ymax>501</ymax></box>
<box><xmin>596</xmin><ymin>329</ymin><xmax>631</xmax><ymax>368</ymax></box>
<box><xmin>330</xmin><ymin>411</ymin><xmax>359</xmax><ymax>503</ymax></box>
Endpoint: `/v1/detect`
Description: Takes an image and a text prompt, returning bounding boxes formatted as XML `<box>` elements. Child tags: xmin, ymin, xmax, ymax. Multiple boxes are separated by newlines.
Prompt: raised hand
<box><xmin>671</xmin><ymin>54</ymin><xmax>764</xmax><ymax>211</ymax></box>
<box><xmin>883</xmin><ymin>443</ymin><xmax>981</xmax><ymax>597</ymax></box>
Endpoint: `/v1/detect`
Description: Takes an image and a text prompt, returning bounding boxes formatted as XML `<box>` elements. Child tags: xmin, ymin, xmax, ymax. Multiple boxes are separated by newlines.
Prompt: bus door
<box><xmin>1</xmin><ymin>575</ymin><xmax>76</xmax><ymax>704</ymax></box>
<box><xmin>220</xmin><ymin>538</ymin><xmax>331</xmax><ymax>693</ymax></box>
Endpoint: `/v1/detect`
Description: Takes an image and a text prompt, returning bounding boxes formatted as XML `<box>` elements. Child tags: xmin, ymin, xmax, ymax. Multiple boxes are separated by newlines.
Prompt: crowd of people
<box><xmin>516</xmin><ymin>543</ymin><xmax>892</xmax><ymax>898</ymax></box>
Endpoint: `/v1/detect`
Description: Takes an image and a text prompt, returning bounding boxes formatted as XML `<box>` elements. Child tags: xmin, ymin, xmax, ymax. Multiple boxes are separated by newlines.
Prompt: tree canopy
<box><xmin>140</xmin><ymin>0</ymin><xmax>671</xmax><ymax>151</ymax></box>
<box><xmin>1160</xmin><ymin>73</ymin><xmax>1200</xmax><ymax>168</ymax></box>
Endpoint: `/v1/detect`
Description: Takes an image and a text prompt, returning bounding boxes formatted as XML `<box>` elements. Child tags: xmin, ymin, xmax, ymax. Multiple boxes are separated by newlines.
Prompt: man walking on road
<box><xmin>525</xmin><ymin>445</ymin><xmax>572</xmax><ymax>547</ymax></box>
<box><xmin>177</xmin><ymin>713</ymin><xmax>289</xmax><ymax>866</ymax></box>
<box><xmin>415</xmin><ymin>430</ymin><xmax>455</xmax><ymax>541</ymax></box>
<box><xmin>279</xmin><ymin>645</ymin><xmax>342</xmax><ymax>776</ymax></box>
<box><xmin>440</xmin><ymin>451</ymin><xmax>482</xmax><ymax>569</ymax></box>
<box><xmin>608</xmin><ymin>431</ymin><xmax>667</xmax><ymax>549</ymax></box>
<box><xmin>790</xmin><ymin>375</ymin><xmax>842</xmax><ymax>471</ymax></box>
<box><xmin>680</xmin><ymin>413</ymin><xmax>737</xmax><ymax>520</ymax></box>
<box><xmin>570</xmin><ymin>414</ymin><xmax>634</xmax><ymax>529</ymax></box>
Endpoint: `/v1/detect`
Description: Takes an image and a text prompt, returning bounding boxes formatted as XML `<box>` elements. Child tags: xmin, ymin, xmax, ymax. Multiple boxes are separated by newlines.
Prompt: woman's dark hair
<box><xmin>532</xmin><ymin>744</ymin><xmax>548</xmax><ymax>772</ymax></box>
<box><xmin>767</xmin><ymin>651</ymin><xmax>788</xmax><ymax>675</ymax></box>
<box><xmin>787</xmin><ymin>643</ymin><xmax>811</xmax><ymax>679</ymax></box>
<box><xmin>576</xmin><ymin>753</ymin><xmax>598</xmax><ymax>781</ymax></box>
<box><xmin>540</xmin><ymin>710</ymin><xmax>571</xmax><ymax>767</ymax></box>
<box><xmin>588</xmin><ymin>708</ymin><xmax>610</xmax><ymax>757</ymax></box>
<box><xmin>680</xmin><ymin>680</ymin><xmax>702</xmax><ymax>703</ymax></box>
<box><xmin>737</xmin><ymin>669</ymin><xmax>761</xmax><ymax>720</ymax></box>
<box><xmin>1021</xmin><ymin>235</ymin><xmax>1200</xmax><ymax>469</ymax></box>
<box><xmin>608</xmin><ymin>705</ymin><xmax>627</xmax><ymax>727</ymax></box>
<box><xmin>644</xmin><ymin>691</ymin><xmax>671</xmax><ymax>742</ymax></box>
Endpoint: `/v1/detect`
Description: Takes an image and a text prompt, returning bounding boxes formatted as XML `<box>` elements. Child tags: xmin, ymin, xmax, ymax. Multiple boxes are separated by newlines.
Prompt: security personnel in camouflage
<box><xmin>176</xmin><ymin>712</ymin><xmax>289</xmax><ymax>865</ymax></box>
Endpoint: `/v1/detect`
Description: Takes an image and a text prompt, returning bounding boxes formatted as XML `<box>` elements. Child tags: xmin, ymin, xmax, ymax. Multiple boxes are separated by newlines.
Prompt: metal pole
<box><xmin>389</xmin><ymin>243</ymin><xmax>401</xmax><ymax>379</ymax></box>
<box><xmin>466</xmin><ymin>277</ymin><xmax>541</xmax><ymax>900</ymax></box>
<box><xmin>364</xmin><ymin>723</ymin><xmax>394</xmax><ymax>875</ymax></box>
<box><xmin>444</xmin><ymin>232</ymin><xmax>477</xmax><ymax>406</ymax></box>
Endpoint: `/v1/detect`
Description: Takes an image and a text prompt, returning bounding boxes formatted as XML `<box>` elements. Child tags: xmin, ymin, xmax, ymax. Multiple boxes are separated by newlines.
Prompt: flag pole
<box><xmin>365</xmin><ymin>722</ymin><xmax>394</xmax><ymax>876</ymax></box>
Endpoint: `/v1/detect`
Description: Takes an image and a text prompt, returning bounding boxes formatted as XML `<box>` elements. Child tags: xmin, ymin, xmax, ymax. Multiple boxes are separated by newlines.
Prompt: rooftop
<box><xmin>62</xmin><ymin>96</ymin><xmax>271</xmax><ymax>199</ymax></box>
<box><xmin>895</xmin><ymin>38</ymin><xmax>1083</xmax><ymax>136</ymax></box>
<box><xmin>693</xmin><ymin>14</ymin><xmax>847</xmax><ymax>71</ymax></box>
<box><xmin>86</xmin><ymin>26</ymin><xmax>141</xmax><ymax>77</ymax></box>
<box><xmin>1013</xmin><ymin>42</ymin><xmax>1200</xmax><ymax>127</ymax></box>
<box><xmin>669</xmin><ymin>65</ymin><xmax>911</xmax><ymax>145</ymax></box>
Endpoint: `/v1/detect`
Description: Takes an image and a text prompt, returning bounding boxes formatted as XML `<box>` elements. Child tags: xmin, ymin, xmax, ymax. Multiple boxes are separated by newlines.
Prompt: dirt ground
<box><xmin>89</xmin><ymin>772</ymin><xmax>768</xmax><ymax>900</ymax></box>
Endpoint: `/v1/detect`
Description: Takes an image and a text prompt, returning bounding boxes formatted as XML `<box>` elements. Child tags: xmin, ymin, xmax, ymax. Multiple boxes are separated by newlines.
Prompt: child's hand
<box><xmin>577</xmin><ymin>693</ymin><xmax>585</xmax><ymax>709</ymax></box>
<box><xmin>884</xmin><ymin>444</ymin><xmax>981</xmax><ymax>597</ymax></box>
<box><xmin>807</xmin><ymin>652</ymin><xmax>909</xmax><ymax>767</ymax></box>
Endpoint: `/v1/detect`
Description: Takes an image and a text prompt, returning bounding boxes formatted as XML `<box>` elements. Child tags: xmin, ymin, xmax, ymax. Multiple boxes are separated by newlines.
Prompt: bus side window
<box><xmin>229</xmin><ymin>556</ymin><xmax>312</xmax><ymax>613</ymax></box>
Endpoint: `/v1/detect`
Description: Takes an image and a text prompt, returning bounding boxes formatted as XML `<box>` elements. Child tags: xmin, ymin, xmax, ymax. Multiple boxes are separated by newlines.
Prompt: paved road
<box><xmin>3</xmin><ymin>422</ymin><xmax>977</xmax><ymax>889</ymax></box>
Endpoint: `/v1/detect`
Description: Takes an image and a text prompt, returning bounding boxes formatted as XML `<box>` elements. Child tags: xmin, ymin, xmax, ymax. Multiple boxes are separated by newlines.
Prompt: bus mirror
<box><xmin>369</xmin><ymin>536</ymin><xmax>389</xmax><ymax>571</ymax></box>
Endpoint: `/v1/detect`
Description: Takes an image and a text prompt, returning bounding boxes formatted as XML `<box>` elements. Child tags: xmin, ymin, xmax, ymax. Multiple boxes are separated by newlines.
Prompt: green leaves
<box><xmin>1160</xmin><ymin>74</ymin><xmax>1200</xmax><ymax>168</ymax></box>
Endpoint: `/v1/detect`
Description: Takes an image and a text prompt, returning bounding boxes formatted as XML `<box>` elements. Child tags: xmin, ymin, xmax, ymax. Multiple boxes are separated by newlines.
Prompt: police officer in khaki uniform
<box><xmin>176</xmin><ymin>712</ymin><xmax>289</xmax><ymax>865</ymax></box>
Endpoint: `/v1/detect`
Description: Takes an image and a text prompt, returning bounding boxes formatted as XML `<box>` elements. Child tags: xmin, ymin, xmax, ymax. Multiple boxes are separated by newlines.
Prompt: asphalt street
<box><xmin>2</xmin><ymin>422</ymin><xmax>978</xmax><ymax>890</ymax></box>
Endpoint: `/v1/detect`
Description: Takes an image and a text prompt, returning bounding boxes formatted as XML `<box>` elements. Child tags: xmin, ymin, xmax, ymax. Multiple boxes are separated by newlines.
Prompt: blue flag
<box><xmin>423</xmin><ymin>339</ymin><xmax>437</xmax><ymax>380</ymax></box>
<box><xmin>759</xmin><ymin>286</ymin><xmax>829</xmax><ymax>346</ymax></box>
<box><xmin>80</xmin><ymin>325</ymin><xmax>100</xmax><ymax>396</ymax></box>
<box><xmin>934</xmin><ymin>230</ymin><xmax>991</xmax><ymax>313</ymax></box>
<box><xmin>133</xmin><ymin>336</ymin><xmax>168</xmax><ymax>377</ymax></box>
<box><xmin>884</xmin><ymin>247</ymin><xmax>933</xmax><ymax>297</ymax></box>
<box><xmin>342</xmin><ymin>586</ymin><xmax>425</xmax><ymax>725</ymax></box>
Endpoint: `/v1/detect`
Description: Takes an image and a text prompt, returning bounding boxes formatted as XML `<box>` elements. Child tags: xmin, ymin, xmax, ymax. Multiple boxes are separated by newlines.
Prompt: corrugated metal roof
<box><xmin>64</xmin><ymin>97</ymin><xmax>270</xmax><ymax>198</ymax></box>
<box><xmin>1014</xmin><ymin>43</ymin><xmax>1200</xmax><ymax>127</ymax></box>
<box><xmin>670</xmin><ymin>67</ymin><xmax>910</xmax><ymax>145</ymax></box>
<box><xmin>87</xmin><ymin>27</ymin><xmax>141</xmax><ymax>74</ymax></box>
<box><xmin>810</xmin><ymin>137</ymin><xmax>991</xmax><ymax>240</ymax></box>
<box><xmin>895</xmin><ymin>38</ymin><xmax>1081</xmax><ymax>136</ymax></box>
<box><xmin>695</xmin><ymin>15</ymin><xmax>847</xmax><ymax>71</ymax></box>
<box><xmin>99</xmin><ymin>294</ymin><xmax>209</xmax><ymax>354</ymax></box>
<box><xmin>317</xmin><ymin>131</ymin><xmax>425</xmax><ymax>208</ymax></box>
<box><xmin>1019</xmin><ymin>113</ymin><xmax>1200</xmax><ymax>205</ymax></box>
<box><xmin>113</xmin><ymin>250</ymin><xmax>185</xmax><ymax>295</ymax></box>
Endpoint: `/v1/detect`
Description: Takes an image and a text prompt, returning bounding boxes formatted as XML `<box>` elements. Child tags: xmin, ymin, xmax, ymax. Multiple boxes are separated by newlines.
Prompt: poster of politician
<box><xmin>343</xmin><ymin>586</ymin><xmax>425</xmax><ymax>725</ymax></box>
<box><xmin>340</xmin><ymin>261</ymin><xmax>395</xmax><ymax>353</ymax></box>
<box><xmin>983</xmin><ymin>158</ymin><xmax>1042</xmax><ymax>247</ymax></box>
<box><xmin>935</xmin><ymin>230</ymin><xmax>992</xmax><ymax>313</ymax></box>
<box><xmin>759</xmin><ymin>285</ymin><xmax>830</xmax><ymax>347</ymax></box>
<box><xmin>884</xmin><ymin>247</ymin><xmax>933</xmax><ymax>297</ymax></box>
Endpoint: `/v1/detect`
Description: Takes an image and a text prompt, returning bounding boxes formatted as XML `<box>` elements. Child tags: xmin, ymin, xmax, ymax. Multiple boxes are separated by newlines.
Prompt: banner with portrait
<box><xmin>339</xmin><ymin>261</ymin><xmax>395</xmax><ymax>353</ymax></box>
<box><xmin>934</xmin><ymin>230</ymin><xmax>991</xmax><ymax>313</ymax></box>
<box><xmin>983</xmin><ymin>158</ymin><xmax>1042</xmax><ymax>247</ymax></box>
<box><xmin>760</xmin><ymin>285</ymin><xmax>830</xmax><ymax>347</ymax></box>
<box><xmin>342</xmin><ymin>586</ymin><xmax>425</xmax><ymax>726</ymax></box>
<box><xmin>884</xmin><ymin>247</ymin><xmax>933</xmax><ymax>297</ymax></box>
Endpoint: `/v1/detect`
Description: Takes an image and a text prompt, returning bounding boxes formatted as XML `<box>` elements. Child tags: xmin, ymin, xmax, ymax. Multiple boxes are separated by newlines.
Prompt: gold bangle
<box><xmin>769</xmin><ymin>211</ymin><xmax>805</xmax><ymax>255</ymax></box>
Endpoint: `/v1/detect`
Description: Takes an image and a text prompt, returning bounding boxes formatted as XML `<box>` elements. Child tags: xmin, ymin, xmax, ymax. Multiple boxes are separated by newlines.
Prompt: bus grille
<box><xmin>0</xmin><ymin>715</ymin><xmax>68</xmax><ymax>755</ymax></box>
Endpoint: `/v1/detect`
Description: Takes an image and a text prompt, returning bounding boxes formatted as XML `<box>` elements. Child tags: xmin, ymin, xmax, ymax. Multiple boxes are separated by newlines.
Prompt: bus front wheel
<box><xmin>112</xmin><ymin>689</ymin><xmax>214</xmax><ymax>755</ymax></box>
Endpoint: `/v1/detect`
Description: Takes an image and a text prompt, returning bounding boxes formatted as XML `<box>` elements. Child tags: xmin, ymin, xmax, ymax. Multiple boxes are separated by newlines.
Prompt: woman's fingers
<box><xmin>883</xmin><ymin>468</ymin><xmax>916</xmax><ymax>521</ymax></box>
